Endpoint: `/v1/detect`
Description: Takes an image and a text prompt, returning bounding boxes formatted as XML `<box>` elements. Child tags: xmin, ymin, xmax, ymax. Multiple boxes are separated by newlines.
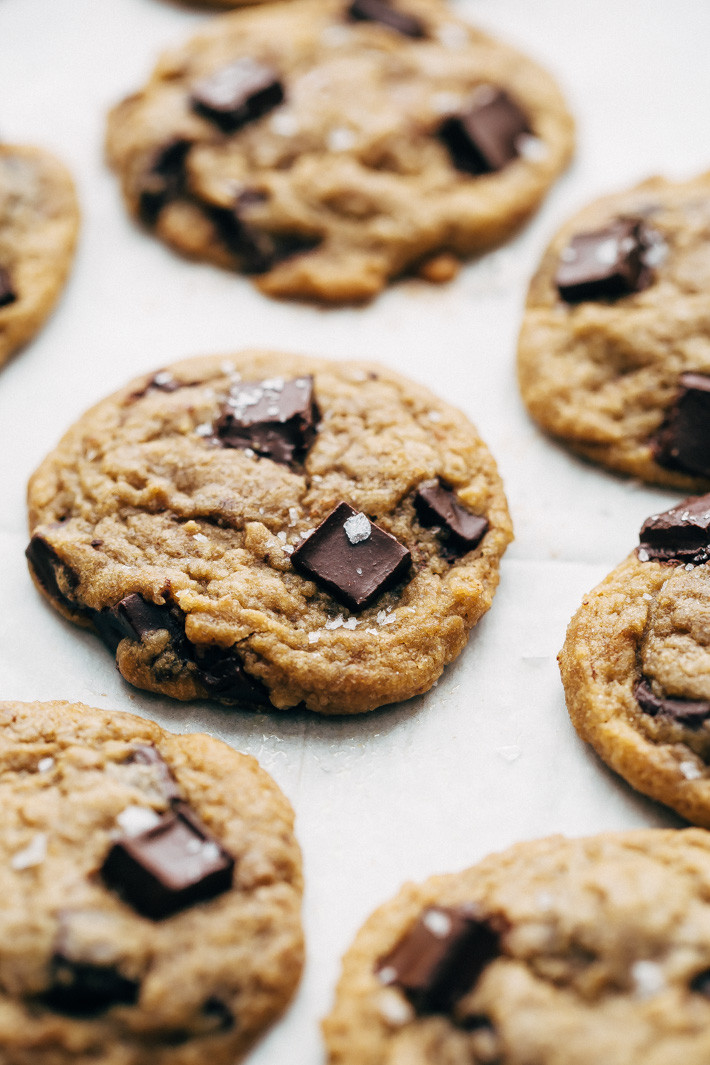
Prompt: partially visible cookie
<box><xmin>106</xmin><ymin>0</ymin><xmax>574</xmax><ymax>303</ymax></box>
<box><xmin>518</xmin><ymin>171</ymin><xmax>710</xmax><ymax>489</ymax></box>
<box><xmin>0</xmin><ymin>698</ymin><xmax>303</xmax><ymax>1065</ymax></box>
<box><xmin>26</xmin><ymin>350</ymin><xmax>512</xmax><ymax>715</ymax></box>
<box><xmin>559</xmin><ymin>492</ymin><xmax>710</xmax><ymax>826</ymax></box>
<box><xmin>0</xmin><ymin>144</ymin><xmax>79</xmax><ymax>366</ymax></box>
<box><xmin>323</xmin><ymin>828</ymin><xmax>710</xmax><ymax>1065</ymax></box>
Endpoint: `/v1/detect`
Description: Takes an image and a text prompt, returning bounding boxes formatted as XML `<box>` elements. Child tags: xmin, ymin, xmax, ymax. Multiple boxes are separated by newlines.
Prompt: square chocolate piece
<box><xmin>438</xmin><ymin>88</ymin><xmax>529</xmax><ymax>175</ymax></box>
<box><xmin>638</xmin><ymin>493</ymin><xmax>710</xmax><ymax>565</ymax></box>
<box><xmin>555</xmin><ymin>218</ymin><xmax>653</xmax><ymax>303</ymax></box>
<box><xmin>191</xmin><ymin>59</ymin><xmax>284</xmax><ymax>133</ymax></box>
<box><xmin>291</xmin><ymin>502</ymin><xmax>411</xmax><ymax>611</ymax></box>
<box><xmin>415</xmin><ymin>480</ymin><xmax>488</xmax><ymax>555</ymax></box>
<box><xmin>101</xmin><ymin>804</ymin><xmax>234</xmax><ymax>919</ymax></box>
<box><xmin>652</xmin><ymin>372</ymin><xmax>710</xmax><ymax>478</ymax></box>
<box><xmin>376</xmin><ymin>905</ymin><xmax>501</xmax><ymax>1014</ymax></box>
<box><xmin>0</xmin><ymin>266</ymin><xmax>17</xmax><ymax>308</ymax></box>
<box><xmin>347</xmin><ymin>0</ymin><xmax>425</xmax><ymax>38</ymax></box>
<box><xmin>215</xmin><ymin>375</ymin><xmax>318</xmax><ymax>464</ymax></box>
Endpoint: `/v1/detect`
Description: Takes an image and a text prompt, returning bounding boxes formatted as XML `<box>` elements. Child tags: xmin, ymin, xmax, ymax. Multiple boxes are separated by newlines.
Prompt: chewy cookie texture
<box><xmin>324</xmin><ymin>829</ymin><xmax>710</xmax><ymax>1065</ymax></box>
<box><xmin>560</xmin><ymin>493</ymin><xmax>710</xmax><ymax>827</ymax></box>
<box><xmin>26</xmin><ymin>351</ymin><xmax>512</xmax><ymax>715</ymax></box>
<box><xmin>518</xmin><ymin>170</ymin><xmax>710</xmax><ymax>489</ymax></box>
<box><xmin>0</xmin><ymin>144</ymin><xmax>79</xmax><ymax>367</ymax></box>
<box><xmin>0</xmin><ymin>699</ymin><xmax>303</xmax><ymax>1065</ymax></box>
<box><xmin>106</xmin><ymin>0</ymin><xmax>574</xmax><ymax>302</ymax></box>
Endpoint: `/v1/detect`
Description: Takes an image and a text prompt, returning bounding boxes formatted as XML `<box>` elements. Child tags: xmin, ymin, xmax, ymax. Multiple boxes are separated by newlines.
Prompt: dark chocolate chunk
<box><xmin>291</xmin><ymin>502</ymin><xmax>411</xmax><ymax>612</ymax></box>
<box><xmin>101</xmin><ymin>804</ymin><xmax>234</xmax><ymax>920</ymax></box>
<box><xmin>638</xmin><ymin>493</ymin><xmax>710</xmax><ymax>565</ymax></box>
<box><xmin>138</xmin><ymin>139</ymin><xmax>191</xmax><ymax>227</ymax></box>
<box><xmin>191</xmin><ymin>644</ymin><xmax>271</xmax><ymax>706</ymax></box>
<box><xmin>376</xmin><ymin>905</ymin><xmax>501</xmax><ymax>1014</ymax></box>
<box><xmin>634</xmin><ymin>677</ymin><xmax>710</xmax><ymax>729</ymax></box>
<box><xmin>26</xmin><ymin>536</ymin><xmax>79</xmax><ymax>607</ymax></box>
<box><xmin>347</xmin><ymin>0</ymin><xmax>425</xmax><ymax>38</ymax></box>
<box><xmin>414</xmin><ymin>480</ymin><xmax>488</xmax><ymax>556</ymax></box>
<box><xmin>201</xmin><ymin>996</ymin><xmax>235</xmax><ymax>1032</ymax></box>
<box><xmin>0</xmin><ymin>265</ymin><xmax>17</xmax><ymax>308</ymax></box>
<box><xmin>44</xmin><ymin>956</ymin><xmax>139</xmax><ymax>1016</ymax></box>
<box><xmin>691</xmin><ymin>969</ymin><xmax>710</xmax><ymax>996</ymax></box>
<box><xmin>209</xmin><ymin>203</ymin><xmax>320</xmax><ymax>275</ymax></box>
<box><xmin>127</xmin><ymin>744</ymin><xmax>181</xmax><ymax>802</ymax></box>
<box><xmin>215</xmin><ymin>375</ymin><xmax>319</xmax><ymax>465</ymax></box>
<box><xmin>191</xmin><ymin>59</ymin><xmax>284</xmax><ymax>133</ymax></box>
<box><xmin>112</xmin><ymin>593</ymin><xmax>185</xmax><ymax>643</ymax></box>
<box><xmin>438</xmin><ymin>88</ymin><xmax>529</xmax><ymax>175</ymax></box>
<box><xmin>555</xmin><ymin>218</ymin><xmax>654</xmax><ymax>303</ymax></box>
<box><xmin>652</xmin><ymin>373</ymin><xmax>710</xmax><ymax>478</ymax></box>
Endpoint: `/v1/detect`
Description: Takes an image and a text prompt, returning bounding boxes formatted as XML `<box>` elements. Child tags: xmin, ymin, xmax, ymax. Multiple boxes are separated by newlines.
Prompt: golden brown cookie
<box><xmin>106</xmin><ymin>0</ymin><xmax>574</xmax><ymax>303</ymax></box>
<box><xmin>518</xmin><ymin>171</ymin><xmax>710</xmax><ymax>489</ymax></box>
<box><xmin>0</xmin><ymin>698</ymin><xmax>303</xmax><ymax>1065</ymax></box>
<box><xmin>26</xmin><ymin>350</ymin><xmax>512</xmax><ymax>715</ymax></box>
<box><xmin>324</xmin><ymin>828</ymin><xmax>710</xmax><ymax>1065</ymax></box>
<box><xmin>0</xmin><ymin>144</ymin><xmax>79</xmax><ymax>366</ymax></box>
<box><xmin>559</xmin><ymin>492</ymin><xmax>710</xmax><ymax>826</ymax></box>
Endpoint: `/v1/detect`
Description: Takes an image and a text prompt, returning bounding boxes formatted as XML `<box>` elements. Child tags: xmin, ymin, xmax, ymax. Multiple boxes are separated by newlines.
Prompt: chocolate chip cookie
<box><xmin>559</xmin><ymin>492</ymin><xmax>710</xmax><ymax>826</ymax></box>
<box><xmin>0</xmin><ymin>698</ymin><xmax>303</xmax><ymax>1064</ymax></box>
<box><xmin>106</xmin><ymin>0</ymin><xmax>574</xmax><ymax>302</ymax></box>
<box><xmin>518</xmin><ymin>170</ymin><xmax>710</xmax><ymax>489</ymax></box>
<box><xmin>0</xmin><ymin>144</ymin><xmax>79</xmax><ymax>367</ymax></box>
<box><xmin>26</xmin><ymin>351</ymin><xmax>512</xmax><ymax>715</ymax></box>
<box><xmin>323</xmin><ymin>828</ymin><xmax>710</xmax><ymax>1065</ymax></box>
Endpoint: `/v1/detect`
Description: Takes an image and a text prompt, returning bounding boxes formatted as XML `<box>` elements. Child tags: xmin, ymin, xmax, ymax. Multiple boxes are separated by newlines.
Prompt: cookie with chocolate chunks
<box><xmin>0</xmin><ymin>699</ymin><xmax>303</xmax><ymax>1064</ymax></box>
<box><xmin>105</xmin><ymin>0</ymin><xmax>573</xmax><ymax>303</ymax></box>
<box><xmin>518</xmin><ymin>170</ymin><xmax>710</xmax><ymax>489</ymax></box>
<box><xmin>560</xmin><ymin>492</ymin><xmax>710</xmax><ymax>826</ymax></box>
<box><xmin>0</xmin><ymin>144</ymin><xmax>79</xmax><ymax>367</ymax></box>
<box><xmin>324</xmin><ymin>829</ymin><xmax>710</xmax><ymax>1065</ymax></box>
<box><xmin>26</xmin><ymin>351</ymin><xmax>512</xmax><ymax>715</ymax></box>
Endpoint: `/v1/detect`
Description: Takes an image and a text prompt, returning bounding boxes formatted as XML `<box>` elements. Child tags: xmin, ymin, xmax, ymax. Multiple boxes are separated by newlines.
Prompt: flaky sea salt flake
<box><xmin>11</xmin><ymin>833</ymin><xmax>47</xmax><ymax>870</ymax></box>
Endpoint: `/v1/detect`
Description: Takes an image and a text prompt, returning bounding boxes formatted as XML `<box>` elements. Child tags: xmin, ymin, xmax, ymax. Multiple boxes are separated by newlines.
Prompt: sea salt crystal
<box><xmin>288</xmin><ymin>507</ymin><xmax>299</xmax><ymax>525</ymax></box>
<box><xmin>243</xmin><ymin>448</ymin><xmax>256</xmax><ymax>459</ymax></box>
<box><xmin>11</xmin><ymin>833</ymin><xmax>47</xmax><ymax>870</ymax></box>
<box><xmin>328</xmin><ymin>127</ymin><xmax>356</xmax><ymax>152</ymax></box>
<box><xmin>344</xmin><ymin>512</ymin><xmax>371</xmax><ymax>544</ymax></box>
<box><xmin>517</xmin><ymin>134</ymin><xmax>549</xmax><ymax>162</ymax></box>
<box><xmin>271</xmin><ymin>111</ymin><xmax>299</xmax><ymax>136</ymax></box>
<box><xmin>686</xmin><ymin>563</ymin><xmax>695</xmax><ymax>571</ymax></box>
<box><xmin>312</xmin><ymin>474</ymin><xmax>323</xmax><ymax>483</ymax></box>
<box><xmin>195</xmin><ymin>422</ymin><xmax>212</xmax><ymax>437</ymax></box>
<box><xmin>116</xmin><ymin>805</ymin><xmax>162</xmax><ymax>837</ymax></box>
<box><xmin>427</xmin><ymin>410</ymin><xmax>442</xmax><ymax>422</ymax></box>
<box><xmin>680</xmin><ymin>760</ymin><xmax>703</xmax><ymax>780</ymax></box>
<box><xmin>631</xmin><ymin>960</ymin><xmax>665</xmax><ymax>999</ymax></box>
<box><xmin>637</xmin><ymin>549</ymin><xmax>650</xmax><ymax>562</ymax></box>
<box><xmin>37</xmin><ymin>757</ymin><xmax>54</xmax><ymax>773</ymax></box>
<box><xmin>376</xmin><ymin>988</ymin><xmax>414</xmax><ymax>1027</ymax></box>
<box><xmin>343</xmin><ymin>617</ymin><xmax>358</xmax><ymax>629</ymax></box>
<box><xmin>221</xmin><ymin>361</ymin><xmax>235</xmax><ymax>375</ymax></box>
<box><xmin>308</xmin><ymin>632</ymin><xmax>320</xmax><ymax>644</ymax></box>
<box><xmin>277</xmin><ymin>531</ymin><xmax>288</xmax><ymax>543</ymax></box>
<box><xmin>325</xmin><ymin>616</ymin><xmax>345</xmax><ymax>630</ymax></box>
<box><xmin>193</xmin><ymin>532</ymin><xmax>208</xmax><ymax>543</ymax></box>
<box><xmin>423</xmin><ymin>909</ymin><xmax>453</xmax><ymax>937</ymax></box>
<box><xmin>642</xmin><ymin>593</ymin><xmax>653</xmax><ymax>601</ymax></box>
<box><xmin>283</xmin><ymin>544</ymin><xmax>294</xmax><ymax>555</ymax></box>
<box><xmin>437</xmin><ymin>22</ymin><xmax>468</xmax><ymax>49</ymax></box>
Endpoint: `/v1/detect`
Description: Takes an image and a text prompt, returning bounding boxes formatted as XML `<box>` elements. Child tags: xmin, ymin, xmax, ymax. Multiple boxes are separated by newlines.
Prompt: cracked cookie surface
<box><xmin>106</xmin><ymin>0</ymin><xmax>573</xmax><ymax>303</ymax></box>
<box><xmin>518</xmin><ymin>170</ymin><xmax>710</xmax><ymax>489</ymax></box>
<box><xmin>26</xmin><ymin>350</ymin><xmax>512</xmax><ymax>715</ymax></box>
<box><xmin>323</xmin><ymin>828</ymin><xmax>710</xmax><ymax>1065</ymax></box>
<box><xmin>0</xmin><ymin>145</ymin><xmax>79</xmax><ymax>367</ymax></box>
<box><xmin>0</xmin><ymin>698</ymin><xmax>303</xmax><ymax>1065</ymax></box>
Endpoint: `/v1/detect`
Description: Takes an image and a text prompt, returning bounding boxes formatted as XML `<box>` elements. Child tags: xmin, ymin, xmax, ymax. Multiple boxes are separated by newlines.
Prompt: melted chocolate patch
<box><xmin>347</xmin><ymin>0</ymin><xmax>425</xmax><ymax>38</ymax></box>
<box><xmin>638</xmin><ymin>493</ymin><xmax>710</xmax><ymax>565</ymax></box>
<box><xmin>0</xmin><ymin>266</ymin><xmax>17</xmax><ymax>308</ymax></box>
<box><xmin>210</xmin><ymin>203</ymin><xmax>320</xmax><ymax>275</ymax></box>
<box><xmin>191</xmin><ymin>59</ymin><xmax>284</xmax><ymax>132</ymax></box>
<box><xmin>439</xmin><ymin>88</ymin><xmax>529</xmax><ymax>175</ymax></box>
<box><xmin>215</xmin><ymin>375</ymin><xmax>319</xmax><ymax>464</ymax></box>
<box><xmin>101</xmin><ymin>803</ymin><xmax>234</xmax><ymax>920</ymax></box>
<box><xmin>376</xmin><ymin>906</ymin><xmax>502</xmax><ymax>1014</ymax></box>
<box><xmin>138</xmin><ymin>139</ymin><xmax>191</xmax><ymax>227</ymax></box>
<box><xmin>414</xmin><ymin>480</ymin><xmax>488</xmax><ymax>556</ymax></box>
<box><xmin>691</xmin><ymin>969</ymin><xmax>710</xmax><ymax>996</ymax></box>
<box><xmin>635</xmin><ymin>677</ymin><xmax>710</xmax><ymax>729</ymax></box>
<box><xmin>191</xmin><ymin>644</ymin><xmax>271</xmax><ymax>706</ymax></box>
<box><xmin>555</xmin><ymin>218</ymin><xmax>654</xmax><ymax>303</ymax></box>
<box><xmin>291</xmin><ymin>502</ymin><xmax>411</xmax><ymax>612</ymax></box>
<box><xmin>44</xmin><ymin>956</ymin><xmax>139</xmax><ymax>1016</ymax></box>
<box><xmin>652</xmin><ymin>373</ymin><xmax>710</xmax><ymax>478</ymax></box>
<box><xmin>26</xmin><ymin>536</ymin><xmax>79</xmax><ymax>607</ymax></box>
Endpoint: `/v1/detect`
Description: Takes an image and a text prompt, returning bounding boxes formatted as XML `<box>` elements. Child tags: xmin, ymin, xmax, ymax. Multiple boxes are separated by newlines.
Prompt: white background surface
<box><xmin>0</xmin><ymin>1</ymin><xmax>708</xmax><ymax>1060</ymax></box>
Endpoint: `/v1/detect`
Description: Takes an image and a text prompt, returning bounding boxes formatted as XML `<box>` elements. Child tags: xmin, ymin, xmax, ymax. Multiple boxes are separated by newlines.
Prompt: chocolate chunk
<box><xmin>638</xmin><ymin>494</ymin><xmax>710</xmax><ymax>565</ymax></box>
<box><xmin>634</xmin><ymin>677</ymin><xmax>710</xmax><ymax>729</ymax></box>
<box><xmin>101</xmin><ymin>804</ymin><xmax>234</xmax><ymax>919</ymax></box>
<box><xmin>555</xmin><ymin>218</ymin><xmax>654</xmax><ymax>303</ymax></box>
<box><xmin>201</xmin><ymin>997</ymin><xmax>235</xmax><ymax>1032</ymax></box>
<box><xmin>291</xmin><ymin>502</ymin><xmax>411</xmax><ymax>612</ymax></box>
<box><xmin>138</xmin><ymin>139</ymin><xmax>191</xmax><ymax>227</ymax></box>
<box><xmin>113</xmin><ymin>593</ymin><xmax>185</xmax><ymax>642</ymax></box>
<box><xmin>191</xmin><ymin>59</ymin><xmax>284</xmax><ymax>132</ymax></box>
<box><xmin>44</xmin><ymin>956</ymin><xmax>139</xmax><ymax>1016</ymax></box>
<box><xmin>26</xmin><ymin>536</ymin><xmax>78</xmax><ymax>607</ymax></box>
<box><xmin>652</xmin><ymin>373</ymin><xmax>710</xmax><ymax>478</ymax></box>
<box><xmin>347</xmin><ymin>0</ymin><xmax>425</xmax><ymax>38</ymax></box>
<box><xmin>376</xmin><ymin>906</ymin><xmax>501</xmax><ymax>1014</ymax></box>
<box><xmin>191</xmin><ymin>644</ymin><xmax>271</xmax><ymax>706</ymax></box>
<box><xmin>691</xmin><ymin>969</ymin><xmax>710</xmax><ymax>996</ymax></box>
<box><xmin>438</xmin><ymin>88</ymin><xmax>529</xmax><ymax>175</ymax></box>
<box><xmin>215</xmin><ymin>375</ymin><xmax>319</xmax><ymax>464</ymax></box>
<box><xmin>127</xmin><ymin>744</ymin><xmax>181</xmax><ymax>802</ymax></box>
<box><xmin>415</xmin><ymin>480</ymin><xmax>488</xmax><ymax>556</ymax></box>
<box><xmin>209</xmin><ymin>203</ymin><xmax>320</xmax><ymax>275</ymax></box>
<box><xmin>0</xmin><ymin>266</ymin><xmax>17</xmax><ymax>308</ymax></box>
